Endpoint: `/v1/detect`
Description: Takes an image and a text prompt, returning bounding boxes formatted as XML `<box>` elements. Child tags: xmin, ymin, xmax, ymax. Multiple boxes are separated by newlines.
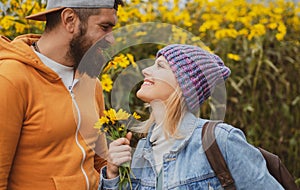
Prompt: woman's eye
<box><xmin>157</xmin><ymin>63</ymin><xmax>164</xmax><ymax>68</ymax></box>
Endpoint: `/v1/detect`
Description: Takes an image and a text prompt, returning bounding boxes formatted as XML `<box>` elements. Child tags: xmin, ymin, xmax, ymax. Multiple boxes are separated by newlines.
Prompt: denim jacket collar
<box><xmin>169</xmin><ymin>112</ymin><xmax>206</xmax><ymax>153</ymax></box>
<box><xmin>141</xmin><ymin>112</ymin><xmax>206</xmax><ymax>154</ymax></box>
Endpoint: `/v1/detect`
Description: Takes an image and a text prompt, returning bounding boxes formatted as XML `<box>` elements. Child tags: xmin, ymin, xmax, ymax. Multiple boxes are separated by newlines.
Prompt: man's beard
<box><xmin>68</xmin><ymin>25</ymin><xmax>112</xmax><ymax>77</ymax></box>
<box><xmin>68</xmin><ymin>26</ymin><xmax>93</xmax><ymax>72</ymax></box>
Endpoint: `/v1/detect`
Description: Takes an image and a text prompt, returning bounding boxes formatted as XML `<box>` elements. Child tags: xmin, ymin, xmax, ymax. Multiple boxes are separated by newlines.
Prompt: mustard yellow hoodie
<box><xmin>0</xmin><ymin>34</ymin><xmax>108</xmax><ymax>190</ymax></box>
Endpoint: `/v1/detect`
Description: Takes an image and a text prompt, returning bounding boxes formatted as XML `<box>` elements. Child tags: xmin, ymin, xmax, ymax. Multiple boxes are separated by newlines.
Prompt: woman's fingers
<box><xmin>110</xmin><ymin>137</ymin><xmax>130</xmax><ymax>146</ymax></box>
<box><xmin>106</xmin><ymin>133</ymin><xmax>133</xmax><ymax>179</ymax></box>
<box><xmin>108</xmin><ymin>145</ymin><xmax>131</xmax><ymax>164</ymax></box>
<box><xmin>109</xmin><ymin>142</ymin><xmax>131</xmax><ymax>152</ymax></box>
<box><xmin>108</xmin><ymin>137</ymin><xmax>132</xmax><ymax>166</ymax></box>
<box><xmin>108</xmin><ymin>152</ymin><xmax>132</xmax><ymax>166</ymax></box>
<box><xmin>126</xmin><ymin>132</ymin><xmax>132</xmax><ymax>141</ymax></box>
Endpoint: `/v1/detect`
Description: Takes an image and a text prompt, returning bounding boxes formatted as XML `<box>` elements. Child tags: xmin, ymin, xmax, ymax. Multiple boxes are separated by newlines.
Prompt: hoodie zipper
<box><xmin>31</xmin><ymin>49</ymin><xmax>90</xmax><ymax>189</ymax></box>
<box><xmin>70</xmin><ymin>80</ymin><xmax>90</xmax><ymax>190</ymax></box>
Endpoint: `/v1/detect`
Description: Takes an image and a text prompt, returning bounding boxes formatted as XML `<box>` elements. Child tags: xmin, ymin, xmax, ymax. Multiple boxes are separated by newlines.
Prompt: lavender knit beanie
<box><xmin>157</xmin><ymin>44</ymin><xmax>231</xmax><ymax>112</ymax></box>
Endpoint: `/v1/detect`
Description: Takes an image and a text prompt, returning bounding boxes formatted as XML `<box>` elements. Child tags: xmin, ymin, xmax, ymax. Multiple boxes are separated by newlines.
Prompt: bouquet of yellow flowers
<box><xmin>94</xmin><ymin>108</ymin><xmax>140</xmax><ymax>190</ymax></box>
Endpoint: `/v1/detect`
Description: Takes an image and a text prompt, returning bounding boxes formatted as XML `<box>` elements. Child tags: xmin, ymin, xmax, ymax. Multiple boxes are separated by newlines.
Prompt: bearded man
<box><xmin>0</xmin><ymin>0</ymin><xmax>123</xmax><ymax>189</ymax></box>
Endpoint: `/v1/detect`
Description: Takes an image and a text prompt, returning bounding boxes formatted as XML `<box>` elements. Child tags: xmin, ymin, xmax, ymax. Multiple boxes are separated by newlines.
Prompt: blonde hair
<box><xmin>136</xmin><ymin>86</ymin><xmax>187</xmax><ymax>139</ymax></box>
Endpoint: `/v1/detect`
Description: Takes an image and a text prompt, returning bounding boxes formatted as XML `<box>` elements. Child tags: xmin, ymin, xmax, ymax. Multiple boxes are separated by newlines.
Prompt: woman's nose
<box><xmin>142</xmin><ymin>66</ymin><xmax>152</xmax><ymax>76</ymax></box>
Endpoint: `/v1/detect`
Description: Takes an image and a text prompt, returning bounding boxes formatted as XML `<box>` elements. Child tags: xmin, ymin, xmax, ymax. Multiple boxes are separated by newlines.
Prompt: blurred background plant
<box><xmin>1</xmin><ymin>0</ymin><xmax>299</xmax><ymax>185</ymax></box>
<box><xmin>0</xmin><ymin>0</ymin><xmax>45</xmax><ymax>38</ymax></box>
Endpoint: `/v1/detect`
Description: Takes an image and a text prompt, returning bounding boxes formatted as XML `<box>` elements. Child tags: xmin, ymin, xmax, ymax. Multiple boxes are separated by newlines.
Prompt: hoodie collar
<box><xmin>0</xmin><ymin>34</ymin><xmax>60</xmax><ymax>82</ymax></box>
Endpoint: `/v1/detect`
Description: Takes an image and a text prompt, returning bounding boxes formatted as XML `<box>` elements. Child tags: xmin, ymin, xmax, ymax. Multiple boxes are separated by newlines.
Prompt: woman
<box><xmin>99</xmin><ymin>44</ymin><xmax>284</xmax><ymax>189</ymax></box>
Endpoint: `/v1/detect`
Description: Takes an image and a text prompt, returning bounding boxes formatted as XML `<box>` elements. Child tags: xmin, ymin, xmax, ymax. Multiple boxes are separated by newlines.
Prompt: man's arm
<box><xmin>94</xmin><ymin>80</ymin><xmax>108</xmax><ymax>172</ymax></box>
<box><xmin>0</xmin><ymin>75</ymin><xmax>25</xmax><ymax>189</ymax></box>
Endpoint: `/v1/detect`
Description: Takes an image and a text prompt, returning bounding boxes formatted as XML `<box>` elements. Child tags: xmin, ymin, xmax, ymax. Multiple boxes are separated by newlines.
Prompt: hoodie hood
<box><xmin>0</xmin><ymin>34</ymin><xmax>60</xmax><ymax>81</ymax></box>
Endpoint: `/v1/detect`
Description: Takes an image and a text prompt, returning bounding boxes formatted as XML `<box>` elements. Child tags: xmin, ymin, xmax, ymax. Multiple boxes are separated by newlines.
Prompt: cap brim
<box><xmin>25</xmin><ymin>7</ymin><xmax>65</xmax><ymax>21</ymax></box>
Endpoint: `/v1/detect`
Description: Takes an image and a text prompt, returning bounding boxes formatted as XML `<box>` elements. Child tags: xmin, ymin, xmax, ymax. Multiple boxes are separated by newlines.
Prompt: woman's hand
<box><xmin>106</xmin><ymin>132</ymin><xmax>132</xmax><ymax>179</ymax></box>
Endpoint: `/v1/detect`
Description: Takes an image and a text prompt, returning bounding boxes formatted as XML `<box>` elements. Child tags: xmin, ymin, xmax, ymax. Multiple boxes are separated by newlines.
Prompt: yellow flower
<box><xmin>215</xmin><ymin>29</ymin><xmax>238</xmax><ymax>40</ymax></box>
<box><xmin>113</xmin><ymin>54</ymin><xmax>130</xmax><ymax>68</ymax></box>
<box><xmin>94</xmin><ymin>121</ymin><xmax>103</xmax><ymax>130</ymax></box>
<box><xmin>126</xmin><ymin>53</ymin><xmax>137</xmax><ymax>68</ymax></box>
<box><xmin>227</xmin><ymin>53</ymin><xmax>241</xmax><ymax>61</ymax></box>
<box><xmin>238</xmin><ymin>16</ymin><xmax>252</xmax><ymax>28</ymax></box>
<box><xmin>199</xmin><ymin>20</ymin><xmax>220</xmax><ymax>33</ymax></box>
<box><xmin>238</xmin><ymin>29</ymin><xmax>249</xmax><ymax>37</ymax></box>
<box><xmin>132</xmin><ymin>112</ymin><xmax>141</xmax><ymax>120</ymax></box>
<box><xmin>94</xmin><ymin>108</ymin><xmax>133</xmax><ymax>189</ymax></box>
<box><xmin>103</xmin><ymin>127</ymin><xmax>109</xmax><ymax>132</ymax></box>
<box><xmin>260</xmin><ymin>18</ymin><xmax>268</xmax><ymax>24</ymax></box>
<box><xmin>15</xmin><ymin>22</ymin><xmax>26</xmax><ymax>34</ymax></box>
<box><xmin>105</xmin><ymin>109</ymin><xmax>117</xmax><ymax>124</ymax></box>
<box><xmin>0</xmin><ymin>16</ymin><xmax>15</xmax><ymax>30</ymax></box>
<box><xmin>116</xmin><ymin>109</ymin><xmax>131</xmax><ymax>120</ymax></box>
<box><xmin>99</xmin><ymin>116</ymin><xmax>110</xmax><ymax>125</ymax></box>
<box><xmin>268</xmin><ymin>23</ymin><xmax>278</xmax><ymax>30</ymax></box>
<box><xmin>171</xmin><ymin>26</ymin><xmax>188</xmax><ymax>44</ymax></box>
<box><xmin>118</xmin><ymin>124</ymin><xmax>125</xmax><ymax>131</ymax></box>
<box><xmin>101</xmin><ymin>74</ymin><xmax>113</xmax><ymax>92</ymax></box>
<box><xmin>103</xmin><ymin>61</ymin><xmax>118</xmax><ymax>73</ymax></box>
<box><xmin>191</xmin><ymin>36</ymin><xmax>201</xmax><ymax>42</ymax></box>
<box><xmin>276</xmin><ymin>33</ymin><xmax>285</xmax><ymax>41</ymax></box>
<box><xmin>10</xmin><ymin>0</ymin><xmax>18</xmax><ymax>7</ymax></box>
<box><xmin>248</xmin><ymin>24</ymin><xmax>266</xmax><ymax>40</ymax></box>
<box><xmin>276</xmin><ymin>22</ymin><xmax>286</xmax><ymax>41</ymax></box>
<box><xmin>135</xmin><ymin>31</ymin><xmax>147</xmax><ymax>37</ymax></box>
<box><xmin>273</xmin><ymin>7</ymin><xmax>283</xmax><ymax>14</ymax></box>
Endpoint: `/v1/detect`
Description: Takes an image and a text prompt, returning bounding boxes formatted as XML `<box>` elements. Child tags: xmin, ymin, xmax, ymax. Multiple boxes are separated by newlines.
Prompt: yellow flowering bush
<box><xmin>0</xmin><ymin>0</ymin><xmax>45</xmax><ymax>38</ymax></box>
<box><xmin>101</xmin><ymin>53</ymin><xmax>137</xmax><ymax>93</ymax></box>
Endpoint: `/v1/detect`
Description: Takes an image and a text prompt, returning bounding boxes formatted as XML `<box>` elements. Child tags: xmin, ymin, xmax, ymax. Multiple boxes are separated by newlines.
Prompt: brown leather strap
<box><xmin>258</xmin><ymin>147</ymin><xmax>299</xmax><ymax>190</ymax></box>
<box><xmin>202</xmin><ymin>121</ymin><xmax>236</xmax><ymax>190</ymax></box>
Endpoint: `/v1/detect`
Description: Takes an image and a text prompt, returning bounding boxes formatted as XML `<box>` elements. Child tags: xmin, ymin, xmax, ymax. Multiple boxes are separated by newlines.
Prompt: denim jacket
<box><xmin>99</xmin><ymin>112</ymin><xmax>284</xmax><ymax>190</ymax></box>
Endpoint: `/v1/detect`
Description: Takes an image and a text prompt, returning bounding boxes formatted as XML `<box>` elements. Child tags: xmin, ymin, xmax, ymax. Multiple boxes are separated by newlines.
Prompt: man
<box><xmin>0</xmin><ymin>0</ymin><xmax>123</xmax><ymax>189</ymax></box>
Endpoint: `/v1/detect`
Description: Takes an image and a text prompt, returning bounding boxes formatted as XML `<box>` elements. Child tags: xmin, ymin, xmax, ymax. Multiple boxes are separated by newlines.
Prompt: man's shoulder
<box><xmin>0</xmin><ymin>59</ymin><xmax>32</xmax><ymax>87</ymax></box>
<box><xmin>0</xmin><ymin>59</ymin><xmax>29</xmax><ymax>74</ymax></box>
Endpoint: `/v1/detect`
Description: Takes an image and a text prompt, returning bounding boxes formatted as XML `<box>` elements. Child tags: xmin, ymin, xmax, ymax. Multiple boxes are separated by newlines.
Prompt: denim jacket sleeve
<box><xmin>215</xmin><ymin>124</ymin><xmax>284</xmax><ymax>189</ymax></box>
<box><xmin>98</xmin><ymin>166</ymin><xmax>121</xmax><ymax>190</ymax></box>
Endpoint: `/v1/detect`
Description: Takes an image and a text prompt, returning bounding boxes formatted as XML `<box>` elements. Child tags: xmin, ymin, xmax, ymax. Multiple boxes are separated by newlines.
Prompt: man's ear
<box><xmin>60</xmin><ymin>8</ymin><xmax>78</xmax><ymax>33</ymax></box>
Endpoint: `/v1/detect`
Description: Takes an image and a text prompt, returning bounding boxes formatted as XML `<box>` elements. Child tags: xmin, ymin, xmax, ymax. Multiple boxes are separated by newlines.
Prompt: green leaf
<box><xmin>26</xmin><ymin>2</ymin><xmax>36</xmax><ymax>16</ymax></box>
<box><xmin>292</xmin><ymin>96</ymin><xmax>300</xmax><ymax>106</ymax></box>
<box><xmin>264</xmin><ymin>59</ymin><xmax>279</xmax><ymax>73</ymax></box>
<box><xmin>228</xmin><ymin>78</ymin><xmax>243</xmax><ymax>94</ymax></box>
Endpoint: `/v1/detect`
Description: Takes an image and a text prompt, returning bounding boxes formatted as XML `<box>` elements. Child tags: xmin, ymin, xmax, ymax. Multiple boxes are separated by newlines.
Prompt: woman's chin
<box><xmin>136</xmin><ymin>91</ymin><xmax>150</xmax><ymax>103</ymax></box>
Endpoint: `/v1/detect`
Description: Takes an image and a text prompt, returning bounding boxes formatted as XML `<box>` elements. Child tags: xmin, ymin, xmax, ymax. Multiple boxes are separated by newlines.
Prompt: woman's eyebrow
<box><xmin>156</xmin><ymin>60</ymin><xmax>167</xmax><ymax>66</ymax></box>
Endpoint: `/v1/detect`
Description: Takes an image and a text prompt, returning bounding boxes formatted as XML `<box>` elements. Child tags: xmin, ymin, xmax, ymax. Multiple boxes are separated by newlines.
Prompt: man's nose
<box><xmin>105</xmin><ymin>33</ymin><xmax>115</xmax><ymax>45</ymax></box>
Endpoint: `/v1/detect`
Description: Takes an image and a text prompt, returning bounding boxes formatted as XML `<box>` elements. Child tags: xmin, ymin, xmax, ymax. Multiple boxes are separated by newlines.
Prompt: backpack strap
<box><xmin>258</xmin><ymin>147</ymin><xmax>299</xmax><ymax>190</ymax></box>
<box><xmin>202</xmin><ymin>121</ymin><xmax>236</xmax><ymax>190</ymax></box>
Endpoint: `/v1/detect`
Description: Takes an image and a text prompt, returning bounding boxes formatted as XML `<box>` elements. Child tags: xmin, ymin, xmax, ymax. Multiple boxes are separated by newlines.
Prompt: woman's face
<box><xmin>136</xmin><ymin>56</ymin><xmax>178</xmax><ymax>103</ymax></box>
